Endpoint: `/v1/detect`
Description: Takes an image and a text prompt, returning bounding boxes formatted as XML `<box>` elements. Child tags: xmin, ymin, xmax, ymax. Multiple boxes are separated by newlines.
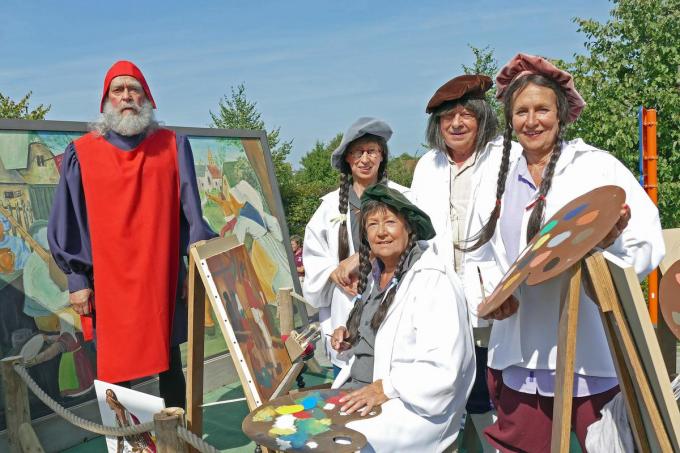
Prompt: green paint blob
<box><xmin>297</xmin><ymin>418</ymin><xmax>331</xmax><ymax>436</ymax></box>
<box><xmin>539</xmin><ymin>220</ymin><xmax>558</xmax><ymax>236</ymax></box>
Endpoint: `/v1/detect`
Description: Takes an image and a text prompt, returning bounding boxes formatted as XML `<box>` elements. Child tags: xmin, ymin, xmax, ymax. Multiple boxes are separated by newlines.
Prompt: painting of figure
<box><xmin>204</xmin><ymin>243</ymin><xmax>292</xmax><ymax>402</ymax></box>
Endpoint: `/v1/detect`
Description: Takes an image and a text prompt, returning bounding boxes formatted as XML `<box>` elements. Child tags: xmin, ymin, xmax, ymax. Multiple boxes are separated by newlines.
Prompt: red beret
<box><xmin>496</xmin><ymin>53</ymin><xmax>585</xmax><ymax>123</ymax></box>
<box><xmin>100</xmin><ymin>61</ymin><xmax>156</xmax><ymax>113</ymax></box>
<box><xmin>426</xmin><ymin>74</ymin><xmax>493</xmax><ymax>113</ymax></box>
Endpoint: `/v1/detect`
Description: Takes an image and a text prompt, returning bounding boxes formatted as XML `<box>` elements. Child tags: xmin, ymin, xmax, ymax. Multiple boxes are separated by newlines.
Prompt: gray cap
<box><xmin>331</xmin><ymin>117</ymin><xmax>393</xmax><ymax>170</ymax></box>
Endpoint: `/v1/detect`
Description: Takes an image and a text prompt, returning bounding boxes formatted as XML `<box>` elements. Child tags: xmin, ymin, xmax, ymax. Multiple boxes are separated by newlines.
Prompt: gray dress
<box><xmin>342</xmin><ymin>243</ymin><xmax>425</xmax><ymax>390</ymax></box>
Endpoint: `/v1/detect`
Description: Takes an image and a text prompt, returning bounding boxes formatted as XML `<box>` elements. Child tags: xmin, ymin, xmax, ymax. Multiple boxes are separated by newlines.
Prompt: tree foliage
<box><xmin>210</xmin><ymin>84</ymin><xmax>295</xmax><ymax>212</ymax></box>
<box><xmin>0</xmin><ymin>91</ymin><xmax>50</xmax><ymax>120</ymax></box>
<box><xmin>566</xmin><ymin>0</ymin><xmax>680</xmax><ymax>227</ymax></box>
<box><xmin>461</xmin><ymin>45</ymin><xmax>504</xmax><ymax>126</ymax></box>
<box><xmin>286</xmin><ymin>134</ymin><xmax>343</xmax><ymax>236</ymax></box>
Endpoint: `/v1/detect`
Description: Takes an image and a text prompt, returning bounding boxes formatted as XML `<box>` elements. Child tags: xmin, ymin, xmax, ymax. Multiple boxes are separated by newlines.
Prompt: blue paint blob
<box><xmin>280</xmin><ymin>431</ymin><xmax>309</xmax><ymax>448</ymax></box>
<box><xmin>517</xmin><ymin>251</ymin><xmax>535</xmax><ymax>270</ymax></box>
<box><xmin>301</xmin><ymin>394</ymin><xmax>320</xmax><ymax>410</ymax></box>
<box><xmin>562</xmin><ymin>203</ymin><xmax>588</xmax><ymax>221</ymax></box>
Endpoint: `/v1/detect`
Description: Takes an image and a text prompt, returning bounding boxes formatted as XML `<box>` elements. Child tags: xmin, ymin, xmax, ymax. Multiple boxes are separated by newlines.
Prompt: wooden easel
<box><xmin>550</xmin><ymin>251</ymin><xmax>680</xmax><ymax>452</ymax></box>
<box><xmin>184</xmin><ymin>237</ymin><xmax>311</xmax><ymax>450</ymax></box>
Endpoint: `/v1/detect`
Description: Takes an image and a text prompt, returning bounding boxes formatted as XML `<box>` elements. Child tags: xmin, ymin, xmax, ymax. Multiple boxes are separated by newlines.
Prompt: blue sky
<box><xmin>1</xmin><ymin>0</ymin><xmax>613</xmax><ymax>167</ymax></box>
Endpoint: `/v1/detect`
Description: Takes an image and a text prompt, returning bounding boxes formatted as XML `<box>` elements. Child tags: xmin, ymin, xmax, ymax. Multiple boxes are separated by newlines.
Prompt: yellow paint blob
<box><xmin>275</xmin><ymin>404</ymin><xmax>305</xmax><ymax>415</ymax></box>
<box><xmin>319</xmin><ymin>418</ymin><xmax>332</xmax><ymax>426</ymax></box>
<box><xmin>532</xmin><ymin>234</ymin><xmax>551</xmax><ymax>251</ymax></box>
<box><xmin>502</xmin><ymin>272</ymin><xmax>522</xmax><ymax>291</ymax></box>
<box><xmin>269</xmin><ymin>427</ymin><xmax>297</xmax><ymax>436</ymax></box>
<box><xmin>253</xmin><ymin>406</ymin><xmax>277</xmax><ymax>422</ymax></box>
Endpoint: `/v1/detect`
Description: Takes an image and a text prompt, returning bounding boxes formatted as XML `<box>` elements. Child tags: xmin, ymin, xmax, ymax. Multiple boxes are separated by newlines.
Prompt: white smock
<box><xmin>465</xmin><ymin>139</ymin><xmax>665</xmax><ymax>377</ymax></box>
<box><xmin>332</xmin><ymin>243</ymin><xmax>475</xmax><ymax>452</ymax></box>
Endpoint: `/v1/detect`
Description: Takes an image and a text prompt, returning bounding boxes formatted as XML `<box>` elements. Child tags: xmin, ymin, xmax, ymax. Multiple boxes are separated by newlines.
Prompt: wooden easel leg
<box><xmin>585</xmin><ymin>253</ymin><xmax>672</xmax><ymax>452</ymax></box>
<box><xmin>186</xmin><ymin>249</ymin><xmax>206</xmax><ymax>451</ymax></box>
<box><xmin>550</xmin><ymin>263</ymin><xmax>582</xmax><ymax>453</ymax></box>
<box><xmin>599</xmin><ymin>313</ymin><xmax>651</xmax><ymax>451</ymax></box>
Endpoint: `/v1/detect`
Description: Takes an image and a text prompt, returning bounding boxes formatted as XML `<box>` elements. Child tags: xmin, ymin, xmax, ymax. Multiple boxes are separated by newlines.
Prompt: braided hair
<box><xmin>337</xmin><ymin>134</ymin><xmax>389</xmax><ymax>261</ymax></box>
<box><xmin>459</xmin><ymin>73</ymin><xmax>570</xmax><ymax>251</ymax></box>
<box><xmin>345</xmin><ymin>201</ymin><xmax>417</xmax><ymax>345</ymax></box>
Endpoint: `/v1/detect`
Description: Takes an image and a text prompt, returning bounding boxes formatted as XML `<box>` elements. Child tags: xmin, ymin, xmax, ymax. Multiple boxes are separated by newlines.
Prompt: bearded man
<box><xmin>48</xmin><ymin>61</ymin><xmax>215</xmax><ymax>408</ymax></box>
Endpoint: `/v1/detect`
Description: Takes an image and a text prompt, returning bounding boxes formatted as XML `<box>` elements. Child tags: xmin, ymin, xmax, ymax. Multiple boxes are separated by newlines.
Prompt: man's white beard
<box><xmin>92</xmin><ymin>99</ymin><xmax>158</xmax><ymax>136</ymax></box>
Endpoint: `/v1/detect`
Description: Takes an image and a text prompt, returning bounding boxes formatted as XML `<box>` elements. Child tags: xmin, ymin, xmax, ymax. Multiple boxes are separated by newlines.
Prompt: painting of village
<box><xmin>0</xmin><ymin>123</ymin><xmax>297</xmax><ymax>429</ymax></box>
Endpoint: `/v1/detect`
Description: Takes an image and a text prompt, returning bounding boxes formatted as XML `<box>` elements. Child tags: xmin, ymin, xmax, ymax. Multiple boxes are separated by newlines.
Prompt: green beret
<box><xmin>361</xmin><ymin>184</ymin><xmax>436</xmax><ymax>241</ymax></box>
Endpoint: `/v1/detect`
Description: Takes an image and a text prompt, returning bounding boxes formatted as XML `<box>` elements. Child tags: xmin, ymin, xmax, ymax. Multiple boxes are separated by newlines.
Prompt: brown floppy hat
<box><xmin>426</xmin><ymin>74</ymin><xmax>493</xmax><ymax>113</ymax></box>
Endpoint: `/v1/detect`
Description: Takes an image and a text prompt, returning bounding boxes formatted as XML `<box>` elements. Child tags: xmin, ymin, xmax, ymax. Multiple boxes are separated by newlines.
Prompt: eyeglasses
<box><xmin>347</xmin><ymin>148</ymin><xmax>381</xmax><ymax>159</ymax></box>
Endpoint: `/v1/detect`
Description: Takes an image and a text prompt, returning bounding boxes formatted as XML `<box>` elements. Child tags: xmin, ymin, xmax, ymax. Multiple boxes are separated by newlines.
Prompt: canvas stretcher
<box><xmin>186</xmin><ymin>235</ymin><xmax>304</xmax><ymax>446</ymax></box>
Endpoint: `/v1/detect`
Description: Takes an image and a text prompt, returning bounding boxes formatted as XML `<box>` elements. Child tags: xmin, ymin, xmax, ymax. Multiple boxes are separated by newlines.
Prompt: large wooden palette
<box><xmin>659</xmin><ymin>260</ymin><xmax>680</xmax><ymax>340</ymax></box>
<box><xmin>242</xmin><ymin>389</ymin><xmax>381</xmax><ymax>452</ymax></box>
<box><xmin>478</xmin><ymin>185</ymin><xmax>626</xmax><ymax>318</ymax></box>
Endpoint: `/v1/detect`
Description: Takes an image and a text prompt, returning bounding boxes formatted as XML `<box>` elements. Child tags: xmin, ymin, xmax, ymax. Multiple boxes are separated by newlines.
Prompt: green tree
<box><xmin>567</xmin><ymin>0</ymin><xmax>680</xmax><ymax>227</ymax></box>
<box><xmin>0</xmin><ymin>91</ymin><xmax>50</xmax><ymax>119</ymax></box>
<box><xmin>210</xmin><ymin>84</ymin><xmax>295</xmax><ymax>212</ymax></box>
<box><xmin>287</xmin><ymin>134</ymin><xmax>343</xmax><ymax>236</ymax></box>
<box><xmin>461</xmin><ymin>44</ymin><xmax>504</xmax><ymax>126</ymax></box>
<box><xmin>387</xmin><ymin>153</ymin><xmax>418</xmax><ymax>187</ymax></box>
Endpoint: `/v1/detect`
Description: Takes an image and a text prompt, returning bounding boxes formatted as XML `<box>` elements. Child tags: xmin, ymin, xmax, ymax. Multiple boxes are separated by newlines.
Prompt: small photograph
<box><xmin>94</xmin><ymin>380</ymin><xmax>164</xmax><ymax>453</ymax></box>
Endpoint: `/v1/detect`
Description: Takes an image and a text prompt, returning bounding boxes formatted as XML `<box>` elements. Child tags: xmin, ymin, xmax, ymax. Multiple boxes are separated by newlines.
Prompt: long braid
<box><xmin>370</xmin><ymin>231</ymin><xmax>417</xmax><ymax>331</ymax></box>
<box><xmin>525</xmin><ymin>125</ymin><xmax>565</xmax><ymax>241</ymax></box>
<box><xmin>344</xmin><ymin>236</ymin><xmax>373</xmax><ymax>345</ymax></box>
<box><xmin>337</xmin><ymin>171</ymin><xmax>351</xmax><ymax>261</ymax></box>
<box><xmin>458</xmin><ymin>122</ymin><xmax>514</xmax><ymax>252</ymax></box>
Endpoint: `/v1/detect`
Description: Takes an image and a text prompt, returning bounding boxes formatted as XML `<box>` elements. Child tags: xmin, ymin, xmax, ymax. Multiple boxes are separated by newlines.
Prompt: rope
<box><xmin>13</xmin><ymin>363</ymin><xmax>154</xmax><ymax>437</ymax></box>
<box><xmin>176</xmin><ymin>426</ymin><xmax>221</xmax><ymax>453</ymax></box>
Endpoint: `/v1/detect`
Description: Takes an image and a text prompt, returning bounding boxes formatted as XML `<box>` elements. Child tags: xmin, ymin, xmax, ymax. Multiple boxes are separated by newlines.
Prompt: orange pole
<box><xmin>643</xmin><ymin>108</ymin><xmax>659</xmax><ymax>324</ymax></box>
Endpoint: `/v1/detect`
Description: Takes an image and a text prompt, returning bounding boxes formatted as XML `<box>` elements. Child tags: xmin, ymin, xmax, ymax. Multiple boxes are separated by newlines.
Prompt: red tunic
<box><xmin>74</xmin><ymin>130</ymin><xmax>180</xmax><ymax>383</ymax></box>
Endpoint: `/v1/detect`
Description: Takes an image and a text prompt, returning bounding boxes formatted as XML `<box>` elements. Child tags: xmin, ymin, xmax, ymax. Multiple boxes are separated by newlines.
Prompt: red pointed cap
<box><xmin>100</xmin><ymin>60</ymin><xmax>156</xmax><ymax>113</ymax></box>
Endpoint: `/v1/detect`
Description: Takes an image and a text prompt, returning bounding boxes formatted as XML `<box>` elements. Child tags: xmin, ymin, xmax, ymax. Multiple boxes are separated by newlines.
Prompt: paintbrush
<box><xmin>477</xmin><ymin>266</ymin><xmax>486</xmax><ymax>300</ymax></box>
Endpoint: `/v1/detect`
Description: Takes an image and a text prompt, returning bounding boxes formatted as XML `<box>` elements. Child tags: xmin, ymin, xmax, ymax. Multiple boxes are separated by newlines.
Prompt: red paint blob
<box><xmin>326</xmin><ymin>393</ymin><xmax>346</xmax><ymax>405</ymax></box>
<box><xmin>293</xmin><ymin>411</ymin><xmax>312</xmax><ymax>419</ymax></box>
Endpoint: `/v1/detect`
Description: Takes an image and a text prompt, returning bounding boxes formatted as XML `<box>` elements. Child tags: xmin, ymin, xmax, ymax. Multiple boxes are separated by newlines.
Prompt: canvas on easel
<box><xmin>185</xmin><ymin>235</ymin><xmax>304</xmax><ymax>446</ymax></box>
<box><xmin>660</xmin><ymin>228</ymin><xmax>680</xmax><ymax>274</ymax></box>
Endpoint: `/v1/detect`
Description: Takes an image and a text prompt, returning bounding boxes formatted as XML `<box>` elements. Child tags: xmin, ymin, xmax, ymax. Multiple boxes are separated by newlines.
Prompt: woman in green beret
<box><xmin>330</xmin><ymin>184</ymin><xmax>475</xmax><ymax>452</ymax></box>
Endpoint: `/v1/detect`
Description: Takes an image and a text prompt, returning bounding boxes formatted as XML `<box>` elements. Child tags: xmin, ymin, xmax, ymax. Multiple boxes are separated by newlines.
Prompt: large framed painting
<box><xmin>0</xmin><ymin>119</ymin><xmax>304</xmax><ymax>431</ymax></box>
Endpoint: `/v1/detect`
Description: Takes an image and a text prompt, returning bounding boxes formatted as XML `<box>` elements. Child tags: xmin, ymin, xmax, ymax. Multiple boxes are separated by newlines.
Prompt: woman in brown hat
<box><xmin>464</xmin><ymin>53</ymin><xmax>664</xmax><ymax>452</ymax></box>
<box><xmin>411</xmin><ymin>74</ymin><xmax>521</xmax><ymax>451</ymax></box>
<box><xmin>330</xmin><ymin>184</ymin><xmax>474</xmax><ymax>452</ymax></box>
<box><xmin>302</xmin><ymin>117</ymin><xmax>409</xmax><ymax>376</ymax></box>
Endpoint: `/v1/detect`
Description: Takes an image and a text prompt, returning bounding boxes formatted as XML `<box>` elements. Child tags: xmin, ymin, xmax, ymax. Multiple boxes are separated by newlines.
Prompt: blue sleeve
<box><xmin>47</xmin><ymin>143</ymin><xmax>93</xmax><ymax>292</ymax></box>
<box><xmin>177</xmin><ymin>135</ymin><xmax>217</xmax><ymax>254</ymax></box>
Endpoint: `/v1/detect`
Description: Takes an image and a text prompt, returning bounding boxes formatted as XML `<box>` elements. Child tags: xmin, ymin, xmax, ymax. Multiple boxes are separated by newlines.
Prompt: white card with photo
<box><xmin>94</xmin><ymin>380</ymin><xmax>165</xmax><ymax>453</ymax></box>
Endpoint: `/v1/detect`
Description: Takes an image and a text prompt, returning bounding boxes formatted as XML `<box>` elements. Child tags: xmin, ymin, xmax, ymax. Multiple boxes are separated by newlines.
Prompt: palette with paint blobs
<box><xmin>478</xmin><ymin>185</ymin><xmax>626</xmax><ymax>318</ymax></box>
<box><xmin>242</xmin><ymin>389</ymin><xmax>380</xmax><ymax>452</ymax></box>
<box><xmin>659</xmin><ymin>260</ymin><xmax>680</xmax><ymax>340</ymax></box>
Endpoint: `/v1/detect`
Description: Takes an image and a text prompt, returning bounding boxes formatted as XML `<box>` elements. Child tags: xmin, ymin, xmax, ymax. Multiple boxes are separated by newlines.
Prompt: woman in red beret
<box><xmin>464</xmin><ymin>53</ymin><xmax>664</xmax><ymax>452</ymax></box>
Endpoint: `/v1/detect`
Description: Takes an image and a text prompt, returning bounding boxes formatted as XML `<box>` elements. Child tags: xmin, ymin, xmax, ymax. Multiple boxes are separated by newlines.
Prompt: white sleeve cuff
<box><xmin>381</xmin><ymin>377</ymin><xmax>399</xmax><ymax>399</ymax></box>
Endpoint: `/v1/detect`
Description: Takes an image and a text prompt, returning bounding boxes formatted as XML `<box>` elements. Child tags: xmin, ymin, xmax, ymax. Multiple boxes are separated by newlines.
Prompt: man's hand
<box><xmin>339</xmin><ymin>380</ymin><xmax>389</xmax><ymax>415</ymax></box>
<box><xmin>69</xmin><ymin>288</ymin><xmax>93</xmax><ymax>315</ymax></box>
<box><xmin>330</xmin><ymin>253</ymin><xmax>360</xmax><ymax>296</ymax></box>
<box><xmin>598</xmin><ymin>203</ymin><xmax>630</xmax><ymax>249</ymax></box>
<box><xmin>331</xmin><ymin>326</ymin><xmax>351</xmax><ymax>352</ymax></box>
<box><xmin>482</xmin><ymin>295</ymin><xmax>519</xmax><ymax>321</ymax></box>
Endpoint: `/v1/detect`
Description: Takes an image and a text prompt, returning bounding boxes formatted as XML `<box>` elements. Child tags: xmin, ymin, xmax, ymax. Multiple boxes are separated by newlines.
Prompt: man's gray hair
<box><xmin>425</xmin><ymin>98</ymin><xmax>498</xmax><ymax>155</ymax></box>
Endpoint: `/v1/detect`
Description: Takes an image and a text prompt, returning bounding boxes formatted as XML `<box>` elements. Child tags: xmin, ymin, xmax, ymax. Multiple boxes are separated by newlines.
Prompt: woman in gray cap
<box><xmin>330</xmin><ymin>184</ymin><xmax>474</xmax><ymax>452</ymax></box>
<box><xmin>302</xmin><ymin>117</ymin><xmax>409</xmax><ymax>376</ymax></box>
